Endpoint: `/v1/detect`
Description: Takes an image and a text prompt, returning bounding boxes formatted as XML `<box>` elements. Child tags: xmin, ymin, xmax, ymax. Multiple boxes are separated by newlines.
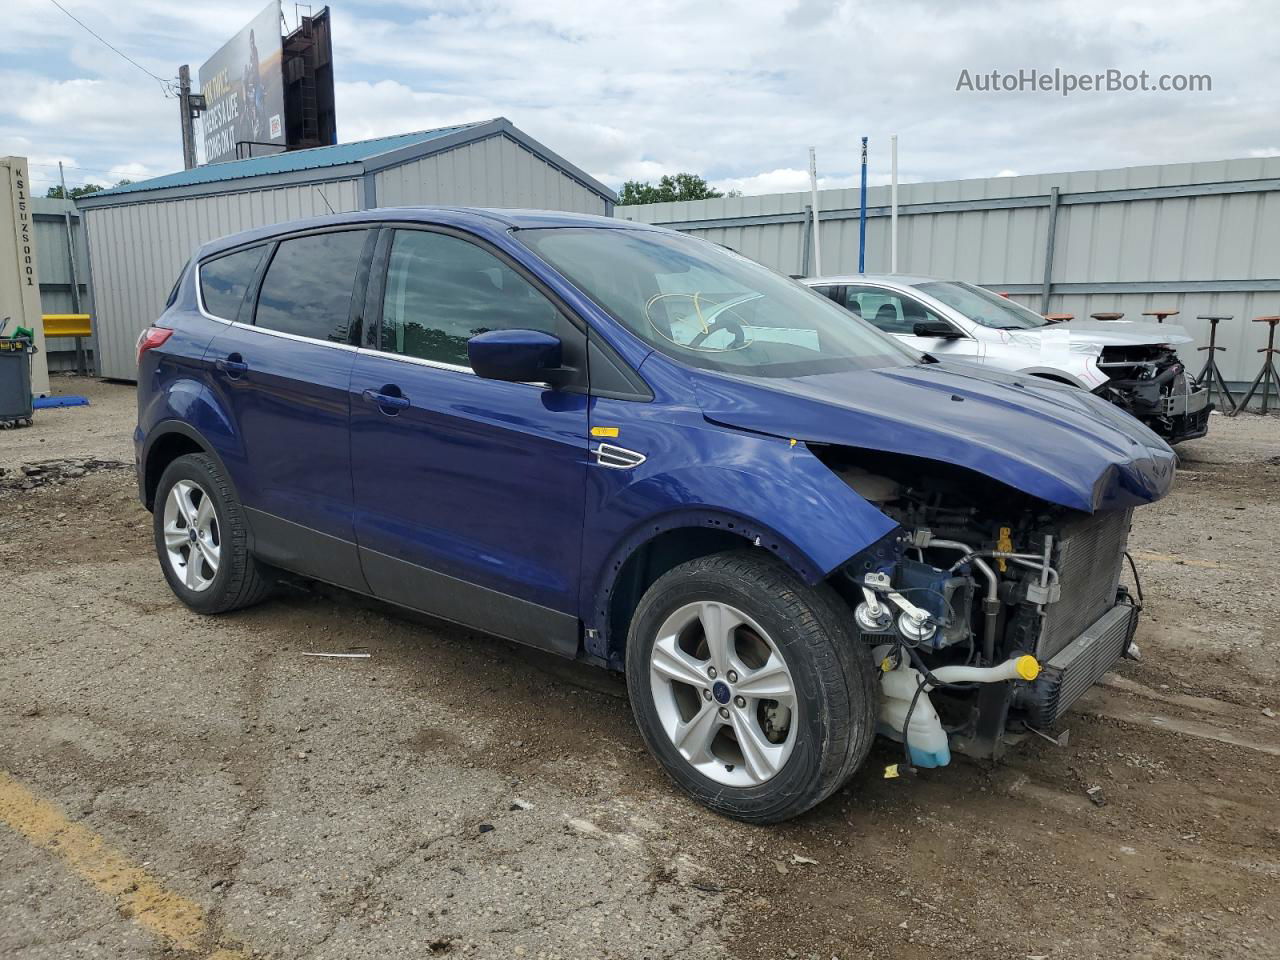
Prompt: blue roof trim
<box><xmin>76</xmin><ymin>117</ymin><xmax>617</xmax><ymax>209</ymax></box>
<box><xmin>84</xmin><ymin>122</ymin><xmax>484</xmax><ymax>199</ymax></box>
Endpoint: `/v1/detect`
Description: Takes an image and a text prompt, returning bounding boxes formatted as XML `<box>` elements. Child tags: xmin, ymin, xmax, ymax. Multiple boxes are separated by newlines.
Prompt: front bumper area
<box><xmin>1015</xmin><ymin>599</ymin><xmax>1139</xmax><ymax>728</ymax></box>
<box><xmin>1099</xmin><ymin>359</ymin><xmax>1213</xmax><ymax>444</ymax></box>
<box><xmin>1142</xmin><ymin>393</ymin><xmax>1212</xmax><ymax>444</ymax></box>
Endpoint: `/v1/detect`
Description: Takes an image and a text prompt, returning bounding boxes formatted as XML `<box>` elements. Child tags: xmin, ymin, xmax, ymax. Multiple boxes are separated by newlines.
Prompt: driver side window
<box><xmin>843</xmin><ymin>285</ymin><xmax>948</xmax><ymax>336</ymax></box>
<box><xmin>380</xmin><ymin>230</ymin><xmax>565</xmax><ymax>366</ymax></box>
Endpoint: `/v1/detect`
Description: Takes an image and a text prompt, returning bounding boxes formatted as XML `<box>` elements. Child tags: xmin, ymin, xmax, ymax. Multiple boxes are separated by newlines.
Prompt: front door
<box><xmin>842</xmin><ymin>284</ymin><xmax>983</xmax><ymax>362</ymax></box>
<box><xmin>349</xmin><ymin>227</ymin><xmax>589</xmax><ymax>656</ymax></box>
<box><xmin>203</xmin><ymin>227</ymin><xmax>372</xmax><ymax>589</ymax></box>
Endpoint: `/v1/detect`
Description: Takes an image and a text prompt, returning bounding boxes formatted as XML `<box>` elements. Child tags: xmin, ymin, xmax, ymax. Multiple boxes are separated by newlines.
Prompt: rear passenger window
<box><xmin>200</xmin><ymin>246</ymin><xmax>266</xmax><ymax>320</ymax></box>
<box><xmin>380</xmin><ymin>230</ymin><xmax>565</xmax><ymax>367</ymax></box>
<box><xmin>254</xmin><ymin>230</ymin><xmax>368</xmax><ymax>341</ymax></box>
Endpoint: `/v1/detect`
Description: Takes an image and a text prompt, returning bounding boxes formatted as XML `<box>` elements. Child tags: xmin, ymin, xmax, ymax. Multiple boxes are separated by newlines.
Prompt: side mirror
<box><xmin>468</xmin><ymin>329</ymin><xmax>563</xmax><ymax>384</ymax></box>
<box><xmin>913</xmin><ymin>319</ymin><xmax>961</xmax><ymax>339</ymax></box>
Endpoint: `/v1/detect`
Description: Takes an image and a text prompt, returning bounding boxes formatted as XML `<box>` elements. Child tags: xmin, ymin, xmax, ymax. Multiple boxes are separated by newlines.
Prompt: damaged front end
<box><xmin>819</xmin><ymin>448</ymin><xmax>1141</xmax><ymax>770</ymax></box>
<box><xmin>1095</xmin><ymin>344</ymin><xmax>1212</xmax><ymax>444</ymax></box>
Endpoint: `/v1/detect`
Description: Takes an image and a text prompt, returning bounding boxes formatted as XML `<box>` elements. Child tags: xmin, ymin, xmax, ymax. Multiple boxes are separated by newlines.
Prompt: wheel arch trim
<box><xmin>585</xmin><ymin>508</ymin><xmax>825</xmax><ymax>668</ymax></box>
<box><xmin>141</xmin><ymin>421</ymin><xmax>244</xmax><ymax>517</ymax></box>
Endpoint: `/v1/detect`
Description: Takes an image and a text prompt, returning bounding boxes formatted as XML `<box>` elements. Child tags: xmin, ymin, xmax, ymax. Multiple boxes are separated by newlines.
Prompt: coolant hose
<box><xmin>928</xmin><ymin>654</ymin><xmax>1039</xmax><ymax>689</ymax></box>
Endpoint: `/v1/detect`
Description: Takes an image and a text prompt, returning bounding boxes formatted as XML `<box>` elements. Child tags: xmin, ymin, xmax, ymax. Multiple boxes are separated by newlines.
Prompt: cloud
<box><xmin>2</xmin><ymin>0</ymin><xmax>1277</xmax><ymax>198</ymax></box>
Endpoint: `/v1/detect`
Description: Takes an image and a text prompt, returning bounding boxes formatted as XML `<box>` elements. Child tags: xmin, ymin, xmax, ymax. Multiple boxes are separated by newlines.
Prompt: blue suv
<box><xmin>136</xmin><ymin>208</ymin><xmax>1176</xmax><ymax>822</ymax></box>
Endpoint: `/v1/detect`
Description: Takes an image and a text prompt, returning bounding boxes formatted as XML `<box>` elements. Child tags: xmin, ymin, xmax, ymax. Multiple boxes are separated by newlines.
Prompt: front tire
<box><xmin>153</xmin><ymin>453</ymin><xmax>273</xmax><ymax>614</ymax></box>
<box><xmin>625</xmin><ymin>550</ymin><xmax>876</xmax><ymax>823</ymax></box>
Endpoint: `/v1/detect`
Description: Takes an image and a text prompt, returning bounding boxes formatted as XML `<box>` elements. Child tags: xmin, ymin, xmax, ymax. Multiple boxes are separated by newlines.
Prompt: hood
<box><xmin>1010</xmin><ymin>319</ymin><xmax>1192</xmax><ymax>348</ymax></box>
<box><xmin>696</xmin><ymin>361</ymin><xmax>1176</xmax><ymax>514</ymax></box>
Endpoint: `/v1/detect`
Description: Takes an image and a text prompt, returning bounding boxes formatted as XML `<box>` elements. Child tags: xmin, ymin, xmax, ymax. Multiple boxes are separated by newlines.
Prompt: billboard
<box><xmin>198</xmin><ymin>1</ymin><xmax>286</xmax><ymax>164</ymax></box>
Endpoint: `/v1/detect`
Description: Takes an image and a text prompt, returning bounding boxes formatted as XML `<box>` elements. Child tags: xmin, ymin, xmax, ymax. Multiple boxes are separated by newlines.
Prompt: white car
<box><xmin>804</xmin><ymin>274</ymin><xmax>1212</xmax><ymax>443</ymax></box>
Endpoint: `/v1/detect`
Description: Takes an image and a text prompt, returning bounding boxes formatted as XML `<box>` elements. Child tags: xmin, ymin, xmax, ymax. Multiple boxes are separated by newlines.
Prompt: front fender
<box><xmin>609</xmin><ymin>452</ymin><xmax>897</xmax><ymax>578</ymax></box>
<box><xmin>1015</xmin><ymin>363</ymin><xmax>1098</xmax><ymax>390</ymax></box>
<box><xmin>580</xmin><ymin>430</ymin><xmax>899</xmax><ymax>655</ymax></box>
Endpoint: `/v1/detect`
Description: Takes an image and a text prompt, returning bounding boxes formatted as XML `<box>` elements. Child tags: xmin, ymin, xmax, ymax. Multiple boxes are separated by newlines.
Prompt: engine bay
<box><xmin>815</xmin><ymin>446</ymin><xmax>1140</xmax><ymax>770</ymax></box>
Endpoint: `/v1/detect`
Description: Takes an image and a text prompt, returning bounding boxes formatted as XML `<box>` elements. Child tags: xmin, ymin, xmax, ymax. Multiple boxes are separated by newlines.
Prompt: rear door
<box><xmin>204</xmin><ymin>227</ymin><xmax>374</xmax><ymax>589</ymax></box>
<box><xmin>349</xmin><ymin>226</ymin><xmax>589</xmax><ymax>655</ymax></box>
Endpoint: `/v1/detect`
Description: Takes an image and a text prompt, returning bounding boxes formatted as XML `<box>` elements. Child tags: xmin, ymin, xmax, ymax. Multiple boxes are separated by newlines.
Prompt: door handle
<box><xmin>361</xmin><ymin>388</ymin><xmax>411</xmax><ymax>412</ymax></box>
<box><xmin>215</xmin><ymin>355</ymin><xmax>248</xmax><ymax>378</ymax></box>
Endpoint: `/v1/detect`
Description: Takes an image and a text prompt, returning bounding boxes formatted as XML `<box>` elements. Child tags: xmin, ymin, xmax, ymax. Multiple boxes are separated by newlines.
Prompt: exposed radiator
<box><xmin>1019</xmin><ymin>601</ymin><xmax>1139</xmax><ymax>727</ymax></box>
<box><xmin>1036</xmin><ymin>508</ymin><xmax>1133</xmax><ymax>661</ymax></box>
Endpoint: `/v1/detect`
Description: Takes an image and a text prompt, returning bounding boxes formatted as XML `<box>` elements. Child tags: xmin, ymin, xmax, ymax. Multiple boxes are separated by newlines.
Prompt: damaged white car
<box><xmin>806</xmin><ymin>275</ymin><xmax>1213</xmax><ymax>443</ymax></box>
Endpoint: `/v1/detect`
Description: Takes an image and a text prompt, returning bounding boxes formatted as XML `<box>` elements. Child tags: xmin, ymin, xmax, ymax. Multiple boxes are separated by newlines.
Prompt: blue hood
<box><xmin>696</xmin><ymin>361</ymin><xmax>1176</xmax><ymax>514</ymax></box>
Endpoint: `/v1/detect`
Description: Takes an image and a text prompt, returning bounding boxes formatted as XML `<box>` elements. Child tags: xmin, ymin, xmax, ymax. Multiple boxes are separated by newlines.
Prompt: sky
<box><xmin>3</xmin><ymin>0</ymin><xmax>1277</xmax><ymax>199</ymax></box>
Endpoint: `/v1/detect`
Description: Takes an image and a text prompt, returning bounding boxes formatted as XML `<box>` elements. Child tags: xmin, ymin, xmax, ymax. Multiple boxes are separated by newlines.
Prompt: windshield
<box><xmin>518</xmin><ymin>227</ymin><xmax>917</xmax><ymax>378</ymax></box>
<box><xmin>915</xmin><ymin>280</ymin><xmax>1049</xmax><ymax>330</ymax></box>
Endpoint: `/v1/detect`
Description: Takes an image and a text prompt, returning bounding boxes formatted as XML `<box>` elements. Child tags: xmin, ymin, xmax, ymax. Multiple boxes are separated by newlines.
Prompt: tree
<box><xmin>46</xmin><ymin>178</ymin><xmax>133</xmax><ymax>199</ymax></box>
<box><xmin>617</xmin><ymin>172</ymin><xmax>727</xmax><ymax>205</ymax></box>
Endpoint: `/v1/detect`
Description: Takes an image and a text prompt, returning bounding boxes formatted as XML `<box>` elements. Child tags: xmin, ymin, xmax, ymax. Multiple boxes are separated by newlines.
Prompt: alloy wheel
<box><xmin>162</xmin><ymin>479</ymin><xmax>220</xmax><ymax>592</ymax></box>
<box><xmin>648</xmin><ymin>600</ymin><xmax>797</xmax><ymax>787</ymax></box>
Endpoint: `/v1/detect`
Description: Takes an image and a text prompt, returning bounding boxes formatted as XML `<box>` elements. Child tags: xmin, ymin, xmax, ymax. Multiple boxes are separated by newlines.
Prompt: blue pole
<box><xmin>858</xmin><ymin>136</ymin><xmax>868</xmax><ymax>274</ymax></box>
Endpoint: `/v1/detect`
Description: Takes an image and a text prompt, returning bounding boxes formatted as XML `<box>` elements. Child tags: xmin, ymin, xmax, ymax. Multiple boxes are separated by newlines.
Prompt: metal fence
<box><xmin>31</xmin><ymin>197</ymin><xmax>93</xmax><ymax>373</ymax></box>
<box><xmin>619</xmin><ymin>156</ymin><xmax>1280</xmax><ymax>388</ymax></box>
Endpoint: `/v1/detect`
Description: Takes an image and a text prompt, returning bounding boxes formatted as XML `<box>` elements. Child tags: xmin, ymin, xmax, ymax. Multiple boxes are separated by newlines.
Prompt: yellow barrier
<box><xmin>42</xmin><ymin>314</ymin><xmax>92</xmax><ymax>338</ymax></box>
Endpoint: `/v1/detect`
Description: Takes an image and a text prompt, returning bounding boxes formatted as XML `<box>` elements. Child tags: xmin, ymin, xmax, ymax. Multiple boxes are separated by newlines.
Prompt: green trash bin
<box><xmin>0</xmin><ymin>337</ymin><xmax>35</xmax><ymax>428</ymax></box>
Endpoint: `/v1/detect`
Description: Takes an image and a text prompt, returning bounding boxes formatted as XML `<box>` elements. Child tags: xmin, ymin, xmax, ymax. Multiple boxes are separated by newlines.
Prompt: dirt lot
<box><xmin>2</xmin><ymin>376</ymin><xmax>1278</xmax><ymax>960</ymax></box>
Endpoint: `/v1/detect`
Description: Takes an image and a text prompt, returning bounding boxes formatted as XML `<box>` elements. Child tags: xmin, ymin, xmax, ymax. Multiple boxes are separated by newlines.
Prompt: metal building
<box><xmin>77</xmin><ymin>117</ymin><xmax>616</xmax><ymax>379</ymax></box>
<box><xmin>620</xmin><ymin>156</ymin><xmax>1280</xmax><ymax>386</ymax></box>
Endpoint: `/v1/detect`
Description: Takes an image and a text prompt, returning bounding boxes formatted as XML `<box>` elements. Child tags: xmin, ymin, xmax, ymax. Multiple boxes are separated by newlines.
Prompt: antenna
<box><xmin>313</xmin><ymin>184</ymin><xmax>335</xmax><ymax>215</ymax></box>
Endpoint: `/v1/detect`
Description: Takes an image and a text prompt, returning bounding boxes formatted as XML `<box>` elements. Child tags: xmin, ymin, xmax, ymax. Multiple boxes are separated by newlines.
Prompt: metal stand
<box><xmin>1232</xmin><ymin>316</ymin><xmax>1280</xmax><ymax>416</ymax></box>
<box><xmin>1194</xmin><ymin>315</ymin><xmax>1238</xmax><ymax>414</ymax></box>
<box><xmin>1142</xmin><ymin>309</ymin><xmax>1178</xmax><ymax>324</ymax></box>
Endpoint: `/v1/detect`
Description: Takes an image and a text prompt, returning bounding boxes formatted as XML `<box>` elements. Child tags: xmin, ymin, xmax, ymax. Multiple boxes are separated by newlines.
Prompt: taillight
<box><xmin>136</xmin><ymin>327</ymin><xmax>173</xmax><ymax>365</ymax></box>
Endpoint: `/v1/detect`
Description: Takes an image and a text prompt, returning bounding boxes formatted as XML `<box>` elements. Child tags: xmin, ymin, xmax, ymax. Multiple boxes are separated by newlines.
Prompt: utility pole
<box><xmin>58</xmin><ymin>162</ymin><xmax>87</xmax><ymax>374</ymax></box>
<box><xmin>177</xmin><ymin>65</ymin><xmax>207</xmax><ymax>170</ymax></box>
<box><xmin>890</xmin><ymin>135</ymin><xmax>899</xmax><ymax>273</ymax></box>
<box><xmin>57</xmin><ymin>163</ymin><xmax>81</xmax><ymax>315</ymax></box>
<box><xmin>857</xmin><ymin>137</ymin><xmax>868</xmax><ymax>274</ymax></box>
<box><xmin>808</xmin><ymin>147</ymin><xmax>822</xmax><ymax>277</ymax></box>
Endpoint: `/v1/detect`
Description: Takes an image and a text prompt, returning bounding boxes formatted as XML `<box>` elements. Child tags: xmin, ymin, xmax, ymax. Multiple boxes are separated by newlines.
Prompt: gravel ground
<box><xmin>1</xmin><ymin>378</ymin><xmax>1278</xmax><ymax>960</ymax></box>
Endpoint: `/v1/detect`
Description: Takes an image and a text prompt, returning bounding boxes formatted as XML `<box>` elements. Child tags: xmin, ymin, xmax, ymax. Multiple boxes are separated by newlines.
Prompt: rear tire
<box><xmin>625</xmin><ymin>550</ymin><xmax>876</xmax><ymax>823</ymax></box>
<box><xmin>153</xmin><ymin>453</ymin><xmax>273</xmax><ymax>614</ymax></box>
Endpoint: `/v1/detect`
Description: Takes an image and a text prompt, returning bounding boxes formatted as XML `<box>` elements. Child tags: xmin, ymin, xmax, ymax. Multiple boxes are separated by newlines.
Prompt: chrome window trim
<box><xmin>233</xmin><ymin>321</ymin><xmax>359</xmax><ymax>351</ymax></box>
<box><xmin>353</xmin><ymin>346</ymin><xmax>552</xmax><ymax>391</ymax></box>
<box><xmin>195</xmin><ymin>259</ymin><xmax>359</xmax><ymax>351</ymax></box>
<box><xmin>197</xmin><ymin>258</ymin><xmax>539</xmax><ymax>374</ymax></box>
<box><xmin>355</xmin><ymin>346</ymin><xmax>474</xmax><ymax>375</ymax></box>
<box><xmin>194</xmin><ymin>261</ymin><xmax>238</xmax><ymax>325</ymax></box>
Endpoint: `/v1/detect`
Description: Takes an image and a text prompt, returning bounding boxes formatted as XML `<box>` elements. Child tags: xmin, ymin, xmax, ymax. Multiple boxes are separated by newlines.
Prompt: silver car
<box><xmin>805</xmin><ymin>274</ymin><xmax>1212</xmax><ymax>443</ymax></box>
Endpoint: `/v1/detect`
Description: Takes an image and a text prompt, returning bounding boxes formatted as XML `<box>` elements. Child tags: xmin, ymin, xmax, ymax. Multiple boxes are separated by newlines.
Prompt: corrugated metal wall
<box><xmin>621</xmin><ymin>157</ymin><xmax>1280</xmax><ymax>384</ymax></box>
<box><xmin>374</xmin><ymin>134</ymin><xmax>608</xmax><ymax>214</ymax></box>
<box><xmin>32</xmin><ymin>197</ymin><xmax>92</xmax><ymax>372</ymax></box>
<box><xmin>84</xmin><ymin>179</ymin><xmax>361</xmax><ymax>379</ymax></box>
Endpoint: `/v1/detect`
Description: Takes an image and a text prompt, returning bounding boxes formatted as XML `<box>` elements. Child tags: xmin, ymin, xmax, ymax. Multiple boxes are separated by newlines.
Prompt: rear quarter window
<box><xmin>200</xmin><ymin>246</ymin><xmax>267</xmax><ymax>321</ymax></box>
